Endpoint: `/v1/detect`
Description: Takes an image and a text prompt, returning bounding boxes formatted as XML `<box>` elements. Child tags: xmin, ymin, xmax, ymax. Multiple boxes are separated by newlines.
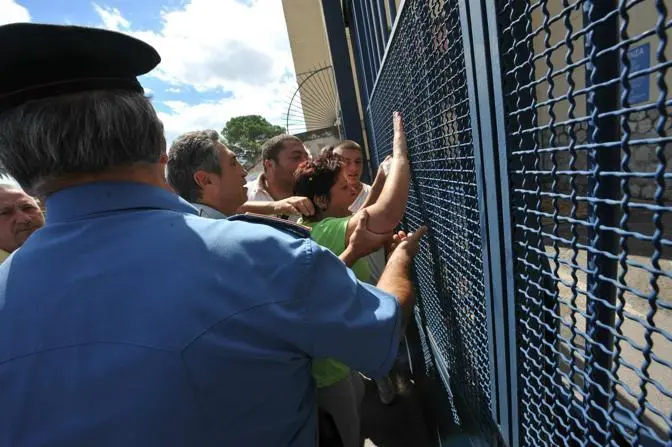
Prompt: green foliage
<box><xmin>222</xmin><ymin>115</ymin><xmax>285</xmax><ymax>168</ymax></box>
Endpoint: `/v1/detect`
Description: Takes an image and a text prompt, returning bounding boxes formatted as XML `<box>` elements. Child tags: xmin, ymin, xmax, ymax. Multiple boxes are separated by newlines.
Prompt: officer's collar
<box><xmin>45</xmin><ymin>181</ymin><xmax>199</xmax><ymax>224</ymax></box>
<box><xmin>191</xmin><ymin>203</ymin><xmax>228</xmax><ymax>220</ymax></box>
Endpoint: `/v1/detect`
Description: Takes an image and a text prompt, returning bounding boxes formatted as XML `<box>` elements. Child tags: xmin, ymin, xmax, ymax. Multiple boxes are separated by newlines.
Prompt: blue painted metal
<box><xmin>373</xmin><ymin>0</ymin><xmax>390</xmax><ymax>44</ymax></box>
<box><xmin>582</xmin><ymin>2</ymin><xmax>621</xmax><ymax>444</ymax></box>
<box><xmin>456</xmin><ymin>0</ymin><xmax>499</xmax><ymax>427</ymax></box>
<box><xmin>362</xmin><ymin>0</ymin><xmax>383</xmax><ymax>71</ymax></box>
<box><xmin>386</xmin><ymin>0</ymin><xmax>397</xmax><ymax>26</ymax></box>
<box><xmin>331</xmin><ymin>0</ymin><xmax>672</xmax><ymax>446</ymax></box>
<box><xmin>627</xmin><ymin>42</ymin><xmax>651</xmax><ymax>104</ymax></box>
<box><xmin>319</xmin><ymin>0</ymin><xmax>369</xmax><ymax>183</ymax></box>
<box><xmin>351</xmin><ymin>0</ymin><xmax>376</xmax><ymax>91</ymax></box>
<box><xmin>482</xmin><ymin>2</ymin><xmax>520</xmax><ymax>445</ymax></box>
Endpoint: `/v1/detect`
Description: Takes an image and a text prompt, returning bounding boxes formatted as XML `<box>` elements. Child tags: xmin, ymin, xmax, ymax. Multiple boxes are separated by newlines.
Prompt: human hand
<box><xmin>392</xmin><ymin>225</ymin><xmax>427</xmax><ymax>258</ymax></box>
<box><xmin>273</xmin><ymin>196</ymin><xmax>315</xmax><ymax>216</ymax></box>
<box><xmin>387</xmin><ymin>230</ymin><xmax>408</xmax><ymax>256</ymax></box>
<box><xmin>347</xmin><ymin>209</ymin><xmax>394</xmax><ymax>259</ymax></box>
<box><xmin>392</xmin><ymin>111</ymin><xmax>408</xmax><ymax>158</ymax></box>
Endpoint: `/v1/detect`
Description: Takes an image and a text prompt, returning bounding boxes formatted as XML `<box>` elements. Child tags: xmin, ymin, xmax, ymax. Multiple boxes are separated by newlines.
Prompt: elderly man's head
<box><xmin>166</xmin><ymin>130</ymin><xmax>248</xmax><ymax>215</ymax></box>
<box><xmin>0</xmin><ymin>24</ymin><xmax>165</xmax><ymax>197</ymax></box>
<box><xmin>0</xmin><ymin>184</ymin><xmax>44</xmax><ymax>253</ymax></box>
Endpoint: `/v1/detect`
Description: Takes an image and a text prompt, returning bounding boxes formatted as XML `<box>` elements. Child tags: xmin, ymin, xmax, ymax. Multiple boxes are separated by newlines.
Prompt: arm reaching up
<box><xmin>345</xmin><ymin>112</ymin><xmax>410</xmax><ymax>244</ymax></box>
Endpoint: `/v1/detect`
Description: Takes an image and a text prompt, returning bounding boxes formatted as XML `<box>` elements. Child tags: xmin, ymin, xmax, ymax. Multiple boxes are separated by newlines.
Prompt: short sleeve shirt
<box><xmin>0</xmin><ymin>182</ymin><xmax>402</xmax><ymax>447</ymax></box>
<box><xmin>245</xmin><ymin>173</ymin><xmax>299</xmax><ymax>223</ymax></box>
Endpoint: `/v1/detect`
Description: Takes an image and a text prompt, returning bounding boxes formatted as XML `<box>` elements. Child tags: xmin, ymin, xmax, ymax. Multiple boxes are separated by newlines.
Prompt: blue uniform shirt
<box><xmin>0</xmin><ymin>181</ymin><xmax>402</xmax><ymax>447</ymax></box>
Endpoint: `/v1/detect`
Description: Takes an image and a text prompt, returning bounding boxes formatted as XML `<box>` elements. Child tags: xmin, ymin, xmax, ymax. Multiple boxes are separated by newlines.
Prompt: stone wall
<box><xmin>537</xmin><ymin>108</ymin><xmax>672</xmax><ymax>202</ymax></box>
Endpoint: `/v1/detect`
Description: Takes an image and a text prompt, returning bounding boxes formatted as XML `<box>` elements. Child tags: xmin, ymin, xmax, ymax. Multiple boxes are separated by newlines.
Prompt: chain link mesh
<box><xmin>497</xmin><ymin>0</ymin><xmax>672</xmax><ymax>444</ymax></box>
<box><xmin>365</xmin><ymin>0</ymin><xmax>495</xmax><ymax>437</ymax></box>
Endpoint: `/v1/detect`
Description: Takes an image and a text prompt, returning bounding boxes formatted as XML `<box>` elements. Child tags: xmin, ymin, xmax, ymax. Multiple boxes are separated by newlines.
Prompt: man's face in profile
<box><xmin>0</xmin><ymin>187</ymin><xmax>44</xmax><ymax>253</ymax></box>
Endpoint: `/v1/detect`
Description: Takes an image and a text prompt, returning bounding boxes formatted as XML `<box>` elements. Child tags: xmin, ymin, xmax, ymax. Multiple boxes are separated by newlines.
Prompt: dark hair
<box><xmin>261</xmin><ymin>134</ymin><xmax>303</xmax><ymax>163</ymax></box>
<box><xmin>319</xmin><ymin>145</ymin><xmax>334</xmax><ymax>158</ymax></box>
<box><xmin>166</xmin><ymin>130</ymin><xmax>221</xmax><ymax>203</ymax></box>
<box><xmin>293</xmin><ymin>155</ymin><xmax>342</xmax><ymax>214</ymax></box>
<box><xmin>333</xmin><ymin>140</ymin><xmax>362</xmax><ymax>153</ymax></box>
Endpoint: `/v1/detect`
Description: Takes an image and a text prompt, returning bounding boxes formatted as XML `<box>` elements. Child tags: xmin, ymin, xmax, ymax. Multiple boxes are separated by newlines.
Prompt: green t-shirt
<box><xmin>300</xmin><ymin>216</ymin><xmax>371</xmax><ymax>387</ymax></box>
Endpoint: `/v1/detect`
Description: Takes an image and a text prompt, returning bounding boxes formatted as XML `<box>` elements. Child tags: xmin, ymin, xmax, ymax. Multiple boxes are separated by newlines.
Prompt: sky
<box><xmin>0</xmin><ymin>0</ymin><xmax>297</xmax><ymax>145</ymax></box>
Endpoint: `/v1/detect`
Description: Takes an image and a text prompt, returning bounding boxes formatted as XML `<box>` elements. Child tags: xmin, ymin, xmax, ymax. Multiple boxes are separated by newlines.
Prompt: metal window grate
<box><xmin>497</xmin><ymin>0</ymin><xmax>672</xmax><ymax>445</ymax></box>
<box><xmin>365</xmin><ymin>0</ymin><xmax>496</xmax><ymax>437</ymax></box>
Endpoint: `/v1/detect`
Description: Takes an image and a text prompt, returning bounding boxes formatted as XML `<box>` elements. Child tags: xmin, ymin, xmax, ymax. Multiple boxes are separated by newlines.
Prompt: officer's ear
<box><xmin>193</xmin><ymin>170</ymin><xmax>214</xmax><ymax>188</ymax></box>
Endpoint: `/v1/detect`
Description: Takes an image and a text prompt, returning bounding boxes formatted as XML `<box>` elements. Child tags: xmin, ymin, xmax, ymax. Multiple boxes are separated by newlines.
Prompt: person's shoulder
<box><xmin>227</xmin><ymin>213</ymin><xmax>311</xmax><ymax>239</ymax></box>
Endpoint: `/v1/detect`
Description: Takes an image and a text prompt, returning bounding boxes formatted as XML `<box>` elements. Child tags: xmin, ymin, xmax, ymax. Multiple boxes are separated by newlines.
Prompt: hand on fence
<box><xmin>273</xmin><ymin>196</ymin><xmax>315</xmax><ymax>216</ymax></box>
<box><xmin>392</xmin><ymin>111</ymin><xmax>408</xmax><ymax>158</ymax></box>
<box><xmin>393</xmin><ymin>225</ymin><xmax>427</xmax><ymax>258</ymax></box>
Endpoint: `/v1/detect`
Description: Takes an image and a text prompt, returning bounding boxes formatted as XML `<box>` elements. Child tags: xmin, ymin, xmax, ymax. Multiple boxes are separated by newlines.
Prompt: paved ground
<box><xmin>361</xmin><ymin>369</ymin><xmax>433</xmax><ymax>447</ymax></box>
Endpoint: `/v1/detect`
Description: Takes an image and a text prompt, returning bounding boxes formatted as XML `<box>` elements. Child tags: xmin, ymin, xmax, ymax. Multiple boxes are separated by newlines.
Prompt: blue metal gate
<box><xmin>327</xmin><ymin>0</ymin><xmax>672</xmax><ymax>445</ymax></box>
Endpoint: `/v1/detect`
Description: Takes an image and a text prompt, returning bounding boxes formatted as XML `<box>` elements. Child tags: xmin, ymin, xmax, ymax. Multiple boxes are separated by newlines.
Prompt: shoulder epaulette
<box><xmin>227</xmin><ymin>213</ymin><xmax>312</xmax><ymax>239</ymax></box>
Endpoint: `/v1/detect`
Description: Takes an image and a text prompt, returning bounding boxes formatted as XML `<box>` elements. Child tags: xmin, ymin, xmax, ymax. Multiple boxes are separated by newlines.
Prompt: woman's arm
<box><xmin>345</xmin><ymin>112</ymin><xmax>409</xmax><ymax>245</ymax></box>
<box><xmin>358</xmin><ymin>155</ymin><xmax>390</xmax><ymax>210</ymax></box>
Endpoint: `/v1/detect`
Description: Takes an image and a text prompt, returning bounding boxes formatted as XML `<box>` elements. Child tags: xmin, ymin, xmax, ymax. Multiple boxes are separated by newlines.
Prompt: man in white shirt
<box><xmin>332</xmin><ymin>140</ymin><xmax>372</xmax><ymax>214</ymax></box>
<box><xmin>246</xmin><ymin>134</ymin><xmax>310</xmax><ymax>221</ymax></box>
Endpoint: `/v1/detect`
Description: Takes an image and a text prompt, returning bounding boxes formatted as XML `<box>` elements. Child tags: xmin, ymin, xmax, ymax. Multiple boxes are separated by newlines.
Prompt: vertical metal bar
<box><xmin>482</xmin><ymin>2</ymin><xmax>520</xmax><ymax>444</ymax></box>
<box><xmin>374</xmin><ymin>0</ymin><xmax>390</xmax><ymax>44</ymax></box>
<box><xmin>485</xmin><ymin>1</ymin><xmax>552</xmax><ymax>445</ymax></box>
<box><xmin>319</xmin><ymin>0</ymin><xmax>366</xmax><ymax>179</ymax></box>
<box><xmin>456</xmin><ymin>0</ymin><xmax>500</xmax><ymax>432</ymax></box>
<box><xmin>347</xmin><ymin>0</ymin><xmax>371</xmax><ymax>109</ymax></box>
<box><xmin>387</xmin><ymin>0</ymin><xmax>397</xmax><ymax>25</ymax></box>
<box><xmin>353</xmin><ymin>0</ymin><xmax>377</xmax><ymax>88</ymax></box>
<box><xmin>582</xmin><ymin>1</ymin><xmax>621</xmax><ymax>444</ymax></box>
<box><xmin>362</xmin><ymin>0</ymin><xmax>383</xmax><ymax>69</ymax></box>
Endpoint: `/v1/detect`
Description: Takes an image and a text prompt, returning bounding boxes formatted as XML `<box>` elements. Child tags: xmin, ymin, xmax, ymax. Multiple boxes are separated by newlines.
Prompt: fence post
<box><xmin>582</xmin><ymin>1</ymin><xmax>621</xmax><ymax>444</ymax></box>
<box><xmin>320</xmin><ymin>0</ymin><xmax>370</xmax><ymax>183</ymax></box>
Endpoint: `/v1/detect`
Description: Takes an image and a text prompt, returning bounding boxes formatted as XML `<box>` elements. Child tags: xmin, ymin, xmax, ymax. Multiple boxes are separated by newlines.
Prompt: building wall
<box><xmin>281</xmin><ymin>0</ymin><xmax>336</xmax><ymax>131</ymax></box>
<box><xmin>295</xmin><ymin>126</ymin><xmax>341</xmax><ymax>158</ymax></box>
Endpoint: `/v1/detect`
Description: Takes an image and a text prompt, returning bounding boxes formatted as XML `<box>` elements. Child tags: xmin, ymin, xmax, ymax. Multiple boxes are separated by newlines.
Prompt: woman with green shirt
<box><xmin>293</xmin><ymin>112</ymin><xmax>410</xmax><ymax>447</ymax></box>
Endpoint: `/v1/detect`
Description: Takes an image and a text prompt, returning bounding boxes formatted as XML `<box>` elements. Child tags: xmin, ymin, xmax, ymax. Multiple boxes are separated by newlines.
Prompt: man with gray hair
<box><xmin>167</xmin><ymin>130</ymin><xmax>315</xmax><ymax>218</ymax></box>
<box><xmin>0</xmin><ymin>23</ymin><xmax>425</xmax><ymax>446</ymax></box>
<box><xmin>0</xmin><ymin>183</ymin><xmax>44</xmax><ymax>262</ymax></box>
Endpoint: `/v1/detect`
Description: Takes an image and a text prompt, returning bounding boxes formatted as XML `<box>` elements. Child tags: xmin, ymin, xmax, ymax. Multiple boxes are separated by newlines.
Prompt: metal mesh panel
<box><xmin>497</xmin><ymin>0</ymin><xmax>672</xmax><ymax>445</ymax></box>
<box><xmin>365</xmin><ymin>0</ymin><xmax>494</xmax><ymax>434</ymax></box>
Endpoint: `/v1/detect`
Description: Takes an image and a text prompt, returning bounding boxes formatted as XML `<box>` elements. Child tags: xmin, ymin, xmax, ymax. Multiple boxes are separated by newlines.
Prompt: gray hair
<box><xmin>0</xmin><ymin>90</ymin><xmax>166</xmax><ymax>195</ymax></box>
<box><xmin>166</xmin><ymin>130</ymin><xmax>221</xmax><ymax>203</ymax></box>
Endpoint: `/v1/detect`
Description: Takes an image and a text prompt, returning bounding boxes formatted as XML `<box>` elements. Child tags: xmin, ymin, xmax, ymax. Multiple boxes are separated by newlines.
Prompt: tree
<box><xmin>221</xmin><ymin>115</ymin><xmax>286</xmax><ymax>168</ymax></box>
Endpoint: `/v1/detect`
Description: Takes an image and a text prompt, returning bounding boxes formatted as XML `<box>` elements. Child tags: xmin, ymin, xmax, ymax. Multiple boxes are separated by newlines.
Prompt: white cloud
<box><xmin>0</xmin><ymin>0</ymin><xmax>30</xmax><ymax>25</ymax></box>
<box><xmin>92</xmin><ymin>4</ymin><xmax>129</xmax><ymax>31</ymax></box>
<box><xmin>93</xmin><ymin>0</ymin><xmax>298</xmax><ymax>144</ymax></box>
<box><xmin>166</xmin><ymin>87</ymin><xmax>181</xmax><ymax>93</ymax></box>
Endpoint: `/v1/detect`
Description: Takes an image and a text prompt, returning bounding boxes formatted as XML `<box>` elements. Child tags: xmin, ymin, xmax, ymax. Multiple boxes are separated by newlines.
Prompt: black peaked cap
<box><xmin>0</xmin><ymin>22</ymin><xmax>161</xmax><ymax>112</ymax></box>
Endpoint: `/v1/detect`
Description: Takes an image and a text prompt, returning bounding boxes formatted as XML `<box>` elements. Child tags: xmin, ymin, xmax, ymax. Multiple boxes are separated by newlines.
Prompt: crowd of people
<box><xmin>0</xmin><ymin>22</ymin><xmax>425</xmax><ymax>447</ymax></box>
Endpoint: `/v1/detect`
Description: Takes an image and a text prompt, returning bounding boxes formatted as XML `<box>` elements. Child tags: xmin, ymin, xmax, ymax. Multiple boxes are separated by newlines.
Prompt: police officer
<box><xmin>0</xmin><ymin>23</ymin><xmax>426</xmax><ymax>446</ymax></box>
